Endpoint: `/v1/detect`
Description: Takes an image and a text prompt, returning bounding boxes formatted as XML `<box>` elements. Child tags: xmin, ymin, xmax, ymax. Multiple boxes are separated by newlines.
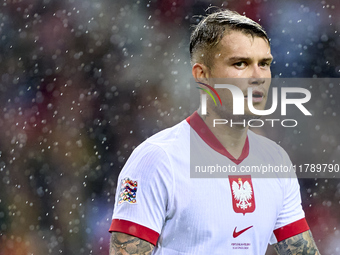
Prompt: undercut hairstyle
<box><xmin>190</xmin><ymin>9</ymin><xmax>269</xmax><ymax>68</ymax></box>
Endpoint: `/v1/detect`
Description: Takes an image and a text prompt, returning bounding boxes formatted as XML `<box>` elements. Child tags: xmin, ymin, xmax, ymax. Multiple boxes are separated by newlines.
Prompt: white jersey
<box><xmin>110</xmin><ymin>112</ymin><xmax>309</xmax><ymax>254</ymax></box>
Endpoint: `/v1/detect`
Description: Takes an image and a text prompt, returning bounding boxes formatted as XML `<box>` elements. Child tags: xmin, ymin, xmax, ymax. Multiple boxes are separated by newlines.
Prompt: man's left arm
<box><xmin>273</xmin><ymin>230</ymin><xmax>320</xmax><ymax>255</ymax></box>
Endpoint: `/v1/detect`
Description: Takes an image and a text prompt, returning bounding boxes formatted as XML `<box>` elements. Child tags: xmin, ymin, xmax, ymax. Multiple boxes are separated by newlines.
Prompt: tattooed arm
<box><xmin>110</xmin><ymin>232</ymin><xmax>155</xmax><ymax>255</ymax></box>
<box><xmin>273</xmin><ymin>230</ymin><xmax>320</xmax><ymax>255</ymax></box>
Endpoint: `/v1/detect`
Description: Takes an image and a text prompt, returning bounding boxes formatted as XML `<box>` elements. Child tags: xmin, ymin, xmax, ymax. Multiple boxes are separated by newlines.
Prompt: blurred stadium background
<box><xmin>0</xmin><ymin>0</ymin><xmax>339</xmax><ymax>254</ymax></box>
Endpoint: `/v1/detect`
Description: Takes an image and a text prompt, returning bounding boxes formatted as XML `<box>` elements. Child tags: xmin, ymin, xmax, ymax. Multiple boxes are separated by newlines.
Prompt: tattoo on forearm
<box><xmin>274</xmin><ymin>230</ymin><xmax>321</xmax><ymax>255</ymax></box>
<box><xmin>110</xmin><ymin>232</ymin><xmax>154</xmax><ymax>255</ymax></box>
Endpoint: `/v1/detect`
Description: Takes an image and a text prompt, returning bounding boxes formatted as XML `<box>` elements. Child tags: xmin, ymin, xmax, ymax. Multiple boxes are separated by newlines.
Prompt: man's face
<box><xmin>206</xmin><ymin>30</ymin><xmax>273</xmax><ymax>118</ymax></box>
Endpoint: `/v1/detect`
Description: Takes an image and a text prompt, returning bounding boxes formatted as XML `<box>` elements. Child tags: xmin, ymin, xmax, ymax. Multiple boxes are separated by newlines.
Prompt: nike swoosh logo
<box><xmin>233</xmin><ymin>226</ymin><xmax>253</xmax><ymax>238</ymax></box>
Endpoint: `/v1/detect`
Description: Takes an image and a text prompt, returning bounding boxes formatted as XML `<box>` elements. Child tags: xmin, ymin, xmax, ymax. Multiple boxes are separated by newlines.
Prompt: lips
<box><xmin>245</xmin><ymin>90</ymin><xmax>264</xmax><ymax>103</ymax></box>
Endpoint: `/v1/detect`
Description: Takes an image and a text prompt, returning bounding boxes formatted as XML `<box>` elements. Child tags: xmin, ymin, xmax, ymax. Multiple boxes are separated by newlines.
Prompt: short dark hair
<box><xmin>190</xmin><ymin>9</ymin><xmax>269</xmax><ymax>67</ymax></box>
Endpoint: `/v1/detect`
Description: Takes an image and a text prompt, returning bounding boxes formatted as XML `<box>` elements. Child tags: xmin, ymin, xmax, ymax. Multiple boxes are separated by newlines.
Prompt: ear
<box><xmin>192</xmin><ymin>63</ymin><xmax>210</xmax><ymax>81</ymax></box>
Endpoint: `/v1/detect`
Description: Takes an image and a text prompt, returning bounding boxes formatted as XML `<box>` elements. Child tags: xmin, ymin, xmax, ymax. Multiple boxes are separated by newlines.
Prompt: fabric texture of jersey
<box><xmin>110</xmin><ymin>112</ymin><xmax>309</xmax><ymax>254</ymax></box>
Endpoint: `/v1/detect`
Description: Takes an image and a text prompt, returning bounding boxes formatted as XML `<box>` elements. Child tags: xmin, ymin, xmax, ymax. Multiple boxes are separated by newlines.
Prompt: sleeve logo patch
<box><xmin>118</xmin><ymin>177</ymin><xmax>138</xmax><ymax>205</ymax></box>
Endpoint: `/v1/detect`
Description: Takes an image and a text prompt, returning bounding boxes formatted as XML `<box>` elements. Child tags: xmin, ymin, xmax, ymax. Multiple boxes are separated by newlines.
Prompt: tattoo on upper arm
<box><xmin>110</xmin><ymin>232</ymin><xmax>155</xmax><ymax>255</ymax></box>
<box><xmin>273</xmin><ymin>230</ymin><xmax>321</xmax><ymax>255</ymax></box>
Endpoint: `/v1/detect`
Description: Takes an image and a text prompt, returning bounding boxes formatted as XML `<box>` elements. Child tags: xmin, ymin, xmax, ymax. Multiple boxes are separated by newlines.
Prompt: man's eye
<box><xmin>234</xmin><ymin>62</ymin><xmax>246</xmax><ymax>67</ymax></box>
<box><xmin>260</xmin><ymin>62</ymin><xmax>271</xmax><ymax>67</ymax></box>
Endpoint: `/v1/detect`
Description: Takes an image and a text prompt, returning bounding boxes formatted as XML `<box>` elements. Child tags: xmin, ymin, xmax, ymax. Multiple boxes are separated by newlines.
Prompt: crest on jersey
<box><xmin>228</xmin><ymin>175</ymin><xmax>255</xmax><ymax>215</ymax></box>
<box><xmin>118</xmin><ymin>177</ymin><xmax>138</xmax><ymax>205</ymax></box>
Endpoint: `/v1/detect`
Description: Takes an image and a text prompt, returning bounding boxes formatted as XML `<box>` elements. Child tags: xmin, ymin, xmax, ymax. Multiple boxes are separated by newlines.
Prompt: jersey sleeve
<box><xmin>109</xmin><ymin>142</ymin><xmax>173</xmax><ymax>246</ymax></box>
<box><xmin>269</xmin><ymin>150</ymin><xmax>309</xmax><ymax>244</ymax></box>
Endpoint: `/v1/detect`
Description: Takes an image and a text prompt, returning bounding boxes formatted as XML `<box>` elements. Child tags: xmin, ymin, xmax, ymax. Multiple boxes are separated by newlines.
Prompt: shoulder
<box><xmin>131</xmin><ymin>119</ymin><xmax>189</xmax><ymax>158</ymax></box>
<box><xmin>145</xmin><ymin>119</ymin><xmax>189</xmax><ymax>147</ymax></box>
<box><xmin>120</xmin><ymin>119</ymin><xmax>189</xmax><ymax>175</ymax></box>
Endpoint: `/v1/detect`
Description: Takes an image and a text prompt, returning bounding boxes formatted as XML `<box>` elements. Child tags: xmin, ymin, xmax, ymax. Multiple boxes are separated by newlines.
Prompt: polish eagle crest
<box><xmin>232</xmin><ymin>178</ymin><xmax>253</xmax><ymax>210</ymax></box>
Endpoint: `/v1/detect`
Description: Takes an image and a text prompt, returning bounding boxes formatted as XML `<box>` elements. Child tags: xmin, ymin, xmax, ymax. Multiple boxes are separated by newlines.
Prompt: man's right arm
<box><xmin>110</xmin><ymin>232</ymin><xmax>155</xmax><ymax>255</ymax></box>
<box><xmin>273</xmin><ymin>230</ymin><xmax>320</xmax><ymax>255</ymax></box>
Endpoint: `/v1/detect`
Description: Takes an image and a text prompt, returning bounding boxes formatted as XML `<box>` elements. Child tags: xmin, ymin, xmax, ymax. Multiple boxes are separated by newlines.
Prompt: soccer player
<box><xmin>109</xmin><ymin>10</ymin><xmax>321</xmax><ymax>255</ymax></box>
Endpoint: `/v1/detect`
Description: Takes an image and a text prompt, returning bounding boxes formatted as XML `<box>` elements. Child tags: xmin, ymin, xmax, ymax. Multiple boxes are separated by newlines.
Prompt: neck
<box><xmin>198</xmin><ymin>110</ymin><xmax>249</xmax><ymax>159</ymax></box>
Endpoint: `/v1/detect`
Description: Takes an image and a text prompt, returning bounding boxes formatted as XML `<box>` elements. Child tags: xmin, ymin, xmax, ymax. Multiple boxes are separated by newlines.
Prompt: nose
<box><xmin>248</xmin><ymin>65</ymin><xmax>266</xmax><ymax>85</ymax></box>
<box><xmin>248</xmin><ymin>77</ymin><xmax>265</xmax><ymax>86</ymax></box>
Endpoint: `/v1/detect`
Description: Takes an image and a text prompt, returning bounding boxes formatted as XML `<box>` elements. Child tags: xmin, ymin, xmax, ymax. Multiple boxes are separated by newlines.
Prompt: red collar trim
<box><xmin>186</xmin><ymin>111</ymin><xmax>249</xmax><ymax>165</ymax></box>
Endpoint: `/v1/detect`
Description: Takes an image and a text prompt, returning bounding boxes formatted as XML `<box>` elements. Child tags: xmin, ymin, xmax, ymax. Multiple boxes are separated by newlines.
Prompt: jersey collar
<box><xmin>186</xmin><ymin>111</ymin><xmax>249</xmax><ymax>165</ymax></box>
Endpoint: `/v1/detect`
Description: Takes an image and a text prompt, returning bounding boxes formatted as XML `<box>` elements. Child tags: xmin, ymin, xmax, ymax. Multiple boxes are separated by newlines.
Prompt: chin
<box><xmin>242</xmin><ymin>114</ymin><xmax>262</xmax><ymax>121</ymax></box>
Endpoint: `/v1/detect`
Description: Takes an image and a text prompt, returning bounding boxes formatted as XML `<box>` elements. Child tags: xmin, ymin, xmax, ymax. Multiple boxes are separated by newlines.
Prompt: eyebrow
<box><xmin>228</xmin><ymin>56</ymin><xmax>273</xmax><ymax>62</ymax></box>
